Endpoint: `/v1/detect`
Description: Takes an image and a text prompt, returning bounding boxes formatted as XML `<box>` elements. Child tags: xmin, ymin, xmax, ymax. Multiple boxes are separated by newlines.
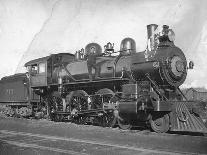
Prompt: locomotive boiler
<box><xmin>54</xmin><ymin>25</ymin><xmax>187</xmax><ymax>90</ymax></box>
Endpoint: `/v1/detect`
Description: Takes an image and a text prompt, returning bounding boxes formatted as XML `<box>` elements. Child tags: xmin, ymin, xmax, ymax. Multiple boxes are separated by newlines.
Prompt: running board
<box><xmin>53</xmin><ymin>108</ymin><xmax>114</xmax><ymax>116</ymax></box>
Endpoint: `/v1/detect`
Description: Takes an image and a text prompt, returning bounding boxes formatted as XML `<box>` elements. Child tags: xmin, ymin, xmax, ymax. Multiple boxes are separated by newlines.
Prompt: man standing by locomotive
<box><xmin>86</xmin><ymin>46</ymin><xmax>100</xmax><ymax>81</ymax></box>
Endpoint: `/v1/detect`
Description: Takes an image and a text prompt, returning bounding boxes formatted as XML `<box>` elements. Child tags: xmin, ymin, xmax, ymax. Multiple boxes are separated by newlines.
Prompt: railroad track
<box><xmin>0</xmin><ymin>129</ymin><xmax>203</xmax><ymax>155</ymax></box>
<box><xmin>1</xmin><ymin>113</ymin><xmax>206</xmax><ymax>138</ymax></box>
<box><xmin>0</xmin><ymin>115</ymin><xmax>207</xmax><ymax>155</ymax></box>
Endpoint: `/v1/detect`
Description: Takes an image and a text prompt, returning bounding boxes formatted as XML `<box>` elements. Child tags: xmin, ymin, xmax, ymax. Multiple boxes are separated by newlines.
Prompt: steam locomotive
<box><xmin>0</xmin><ymin>24</ymin><xmax>206</xmax><ymax>133</ymax></box>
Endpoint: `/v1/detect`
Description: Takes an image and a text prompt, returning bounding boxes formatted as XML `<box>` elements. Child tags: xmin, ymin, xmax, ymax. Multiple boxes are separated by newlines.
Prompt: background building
<box><xmin>182</xmin><ymin>88</ymin><xmax>207</xmax><ymax>101</ymax></box>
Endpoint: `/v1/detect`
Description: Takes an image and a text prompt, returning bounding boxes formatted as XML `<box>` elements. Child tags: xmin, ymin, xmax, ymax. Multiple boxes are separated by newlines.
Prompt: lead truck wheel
<box><xmin>150</xmin><ymin>113</ymin><xmax>170</xmax><ymax>133</ymax></box>
<box><xmin>118</xmin><ymin>115</ymin><xmax>132</xmax><ymax>130</ymax></box>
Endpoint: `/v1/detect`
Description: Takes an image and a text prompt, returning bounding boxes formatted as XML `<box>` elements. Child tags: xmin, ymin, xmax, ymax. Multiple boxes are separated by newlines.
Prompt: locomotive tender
<box><xmin>0</xmin><ymin>24</ymin><xmax>206</xmax><ymax>133</ymax></box>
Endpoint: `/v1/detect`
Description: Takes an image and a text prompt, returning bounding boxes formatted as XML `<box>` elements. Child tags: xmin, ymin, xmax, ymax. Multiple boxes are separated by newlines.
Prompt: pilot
<box><xmin>86</xmin><ymin>46</ymin><xmax>100</xmax><ymax>81</ymax></box>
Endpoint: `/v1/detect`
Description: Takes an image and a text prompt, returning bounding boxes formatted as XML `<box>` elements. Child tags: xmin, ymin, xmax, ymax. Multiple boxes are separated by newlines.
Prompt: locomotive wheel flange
<box><xmin>150</xmin><ymin>113</ymin><xmax>170</xmax><ymax>133</ymax></box>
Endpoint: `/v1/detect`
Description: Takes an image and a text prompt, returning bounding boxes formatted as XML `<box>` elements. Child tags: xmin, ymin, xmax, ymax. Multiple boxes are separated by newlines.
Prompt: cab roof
<box><xmin>24</xmin><ymin>53</ymin><xmax>74</xmax><ymax>67</ymax></box>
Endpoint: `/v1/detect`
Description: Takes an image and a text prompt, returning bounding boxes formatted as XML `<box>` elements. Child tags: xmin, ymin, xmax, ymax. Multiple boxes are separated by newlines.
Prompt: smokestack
<box><xmin>147</xmin><ymin>24</ymin><xmax>158</xmax><ymax>51</ymax></box>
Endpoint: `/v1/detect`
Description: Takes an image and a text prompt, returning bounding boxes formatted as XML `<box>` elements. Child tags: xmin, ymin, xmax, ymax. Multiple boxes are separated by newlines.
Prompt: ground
<box><xmin>0</xmin><ymin>115</ymin><xmax>206</xmax><ymax>155</ymax></box>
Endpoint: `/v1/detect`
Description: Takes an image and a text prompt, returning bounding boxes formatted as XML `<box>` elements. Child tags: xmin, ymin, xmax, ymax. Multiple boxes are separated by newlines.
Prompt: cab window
<box><xmin>39</xmin><ymin>63</ymin><xmax>46</xmax><ymax>73</ymax></box>
<box><xmin>26</xmin><ymin>66</ymin><xmax>31</xmax><ymax>72</ymax></box>
<box><xmin>31</xmin><ymin>65</ymin><xmax>38</xmax><ymax>74</ymax></box>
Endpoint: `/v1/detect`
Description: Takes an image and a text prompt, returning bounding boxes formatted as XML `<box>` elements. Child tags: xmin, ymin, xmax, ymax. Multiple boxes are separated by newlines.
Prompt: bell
<box><xmin>107</xmin><ymin>42</ymin><xmax>114</xmax><ymax>49</ymax></box>
<box><xmin>104</xmin><ymin>42</ymin><xmax>114</xmax><ymax>53</ymax></box>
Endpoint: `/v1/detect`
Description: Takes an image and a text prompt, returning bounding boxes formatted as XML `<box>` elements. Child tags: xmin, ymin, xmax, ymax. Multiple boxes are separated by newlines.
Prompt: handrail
<box><xmin>145</xmin><ymin>74</ymin><xmax>168</xmax><ymax>100</ymax></box>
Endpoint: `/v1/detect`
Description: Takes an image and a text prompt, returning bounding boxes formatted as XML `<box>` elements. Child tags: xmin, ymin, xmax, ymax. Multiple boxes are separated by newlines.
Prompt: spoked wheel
<box><xmin>118</xmin><ymin>115</ymin><xmax>132</xmax><ymax>130</ymax></box>
<box><xmin>66</xmin><ymin>90</ymin><xmax>88</xmax><ymax>115</ymax></box>
<box><xmin>51</xmin><ymin>92</ymin><xmax>64</xmax><ymax>122</ymax></box>
<box><xmin>94</xmin><ymin>88</ymin><xmax>117</xmax><ymax>127</ymax></box>
<box><xmin>150</xmin><ymin>113</ymin><xmax>170</xmax><ymax>133</ymax></box>
<box><xmin>94</xmin><ymin>88</ymin><xmax>115</xmax><ymax>108</ymax></box>
<box><xmin>51</xmin><ymin>92</ymin><xmax>64</xmax><ymax>112</ymax></box>
<box><xmin>104</xmin><ymin>111</ymin><xmax>118</xmax><ymax>127</ymax></box>
<box><xmin>98</xmin><ymin>112</ymin><xmax>117</xmax><ymax>127</ymax></box>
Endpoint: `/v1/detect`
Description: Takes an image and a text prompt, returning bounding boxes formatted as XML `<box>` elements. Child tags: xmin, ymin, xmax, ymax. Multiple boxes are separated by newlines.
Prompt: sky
<box><xmin>0</xmin><ymin>0</ymin><xmax>207</xmax><ymax>88</ymax></box>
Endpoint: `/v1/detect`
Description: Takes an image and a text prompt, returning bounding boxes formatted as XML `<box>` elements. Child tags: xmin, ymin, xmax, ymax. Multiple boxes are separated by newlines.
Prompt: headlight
<box><xmin>168</xmin><ymin>29</ymin><xmax>175</xmax><ymax>42</ymax></box>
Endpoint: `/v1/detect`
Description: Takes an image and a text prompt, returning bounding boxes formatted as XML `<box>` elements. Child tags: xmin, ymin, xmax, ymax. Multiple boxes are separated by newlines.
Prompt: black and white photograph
<box><xmin>0</xmin><ymin>0</ymin><xmax>207</xmax><ymax>154</ymax></box>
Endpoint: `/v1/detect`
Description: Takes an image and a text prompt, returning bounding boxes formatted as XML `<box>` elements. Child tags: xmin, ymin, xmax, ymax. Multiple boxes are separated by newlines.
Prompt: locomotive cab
<box><xmin>49</xmin><ymin>53</ymin><xmax>75</xmax><ymax>84</ymax></box>
<box><xmin>25</xmin><ymin>56</ymin><xmax>49</xmax><ymax>87</ymax></box>
<box><xmin>25</xmin><ymin>53</ymin><xmax>75</xmax><ymax>87</ymax></box>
